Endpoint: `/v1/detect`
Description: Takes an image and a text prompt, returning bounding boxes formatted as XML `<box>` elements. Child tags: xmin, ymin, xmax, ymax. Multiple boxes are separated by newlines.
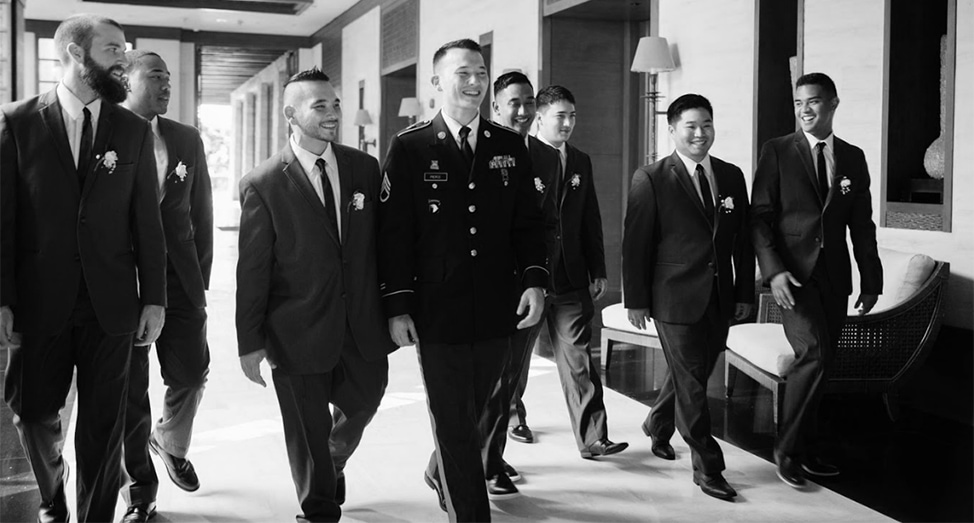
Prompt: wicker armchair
<box><xmin>726</xmin><ymin>258</ymin><xmax>950</xmax><ymax>424</ymax></box>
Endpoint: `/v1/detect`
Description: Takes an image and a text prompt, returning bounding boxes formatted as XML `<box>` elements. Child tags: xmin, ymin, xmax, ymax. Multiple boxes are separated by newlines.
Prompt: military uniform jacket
<box><xmin>378</xmin><ymin>111</ymin><xmax>547</xmax><ymax>344</ymax></box>
<box><xmin>157</xmin><ymin>117</ymin><xmax>213</xmax><ymax>308</ymax></box>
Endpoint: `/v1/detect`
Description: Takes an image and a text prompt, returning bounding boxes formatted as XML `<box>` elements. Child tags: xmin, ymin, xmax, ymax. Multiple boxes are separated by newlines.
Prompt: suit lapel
<box><xmin>82</xmin><ymin>102</ymin><xmax>115</xmax><ymax>200</ymax></box>
<box><xmin>158</xmin><ymin>117</ymin><xmax>177</xmax><ymax>203</ymax></box>
<box><xmin>38</xmin><ymin>91</ymin><xmax>80</xmax><ymax>192</ymax></box>
<box><xmin>669</xmin><ymin>152</ymin><xmax>711</xmax><ymax>226</ymax></box>
<box><xmin>333</xmin><ymin>143</ymin><xmax>355</xmax><ymax>242</ymax></box>
<box><xmin>282</xmin><ymin>143</ymin><xmax>340</xmax><ymax>246</ymax></box>
<box><xmin>823</xmin><ymin>137</ymin><xmax>846</xmax><ymax>210</ymax></box>
<box><xmin>792</xmin><ymin>132</ymin><xmax>823</xmax><ymax>206</ymax></box>
<box><xmin>560</xmin><ymin>145</ymin><xmax>573</xmax><ymax>209</ymax></box>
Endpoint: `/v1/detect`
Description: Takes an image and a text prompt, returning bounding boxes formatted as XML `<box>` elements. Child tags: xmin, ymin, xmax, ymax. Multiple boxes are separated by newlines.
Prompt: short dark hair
<box><xmin>284</xmin><ymin>66</ymin><xmax>331</xmax><ymax>90</ymax></box>
<box><xmin>432</xmin><ymin>39</ymin><xmax>482</xmax><ymax>68</ymax></box>
<box><xmin>796</xmin><ymin>72</ymin><xmax>838</xmax><ymax>99</ymax></box>
<box><xmin>123</xmin><ymin>49</ymin><xmax>161</xmax><ymax>74</ymax></box>
<box><xmin>493</xmin><ymin>71</ymin><xmax>532</xmax><ymax>97</ymax></box>
<box><xmin>54</xmin><ymin>14</ymin><xmax>124</xmax><ymax>63</ymax></box>
<box><xmin>666</xmin><ymin>93</ymin><xmax>713</xmax><ymax>124</ymax></box>
<box><xmin>536</xmin><ymin>85</ymin><xmax>575</xmax><ymax>110</ymax></box>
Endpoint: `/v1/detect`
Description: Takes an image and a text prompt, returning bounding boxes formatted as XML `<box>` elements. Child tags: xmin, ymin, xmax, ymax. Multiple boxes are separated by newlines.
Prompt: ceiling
<box><xmin>199</xmin><ymin>46</ymin><xmax>292</xmax><ymax>104</ymax></box>
<box><xmin>25</xmin><ymin>0</ymin><xmax>358</xmax><ymax>36</ymax></box>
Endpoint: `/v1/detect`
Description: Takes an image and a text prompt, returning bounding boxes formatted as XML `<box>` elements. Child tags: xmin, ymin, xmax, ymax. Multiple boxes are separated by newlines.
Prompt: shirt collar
<box><xmin>803</xmin><ymin>130</ymin><xmax>834</xmax><ymax>152</ymax></box>
<box><xmin>674</xmin><ymin>149</ymin><xmax>712</xmax><ymax>178</ymax></box>
<box><xmin>536</xmin><ymin>134</ymin><xmax>566</xmax><ymax>157</ymax></box>
<box><xmin>441</xmin><ymin>111</ymin><xmax>480</xmax><ymax>142</ymax></box>
<box><xmin>289</xmin><ymin>134</ymin><xmax>337</xmax><ymax>176</ymax></box>
<box><xmin>56</xmin><ymin>81</ymin><xmax>102</xmax><ymax>123</ymax></box>
<box><xmin>150</xmin><ymin>116</ymin><xmax>161</xmax><ymax>137</ymax></box>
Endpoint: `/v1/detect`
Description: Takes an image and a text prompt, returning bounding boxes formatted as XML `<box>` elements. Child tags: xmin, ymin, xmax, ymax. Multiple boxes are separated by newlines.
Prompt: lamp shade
<box><xmin>398</xmin><ymin>97</ymin><xmax>422</xmax><ymax>118</ymax></box>
<box><xmin>353</xmin><ymin>109</ymin><xmax>372</xmax><ymax>126</ymax></box>
<box><xmin>630</xmin><ymin>36</ymin><xmax>675</xmax><ymax>73</ymax></box>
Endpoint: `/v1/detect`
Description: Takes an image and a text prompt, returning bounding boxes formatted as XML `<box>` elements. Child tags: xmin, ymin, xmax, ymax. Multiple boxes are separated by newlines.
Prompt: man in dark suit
<box><xmin>118</xmin><ymin>49</ymin><xmax>213</xmax><ymax>523</ymax></box>
<box><xmin>0</xmin><ymin>14</ymin><xmax>167</xmax><ymax>523</ymax></box>
<box><xmin>236</xmin><ymin>68</ymin><xmax>396</xmax><ymax>522</ymax></box>
<box><xmin>623</xmin><ymin>94</ymin><xmax>754</xmax><ymax>501</ymax></box>
<box><xmin>750</xmin><ymin>72</ymin><xmax>882</xmax><ymax>488</ymax></box>
<box><xmin>533</xmin><ymin>85</ymin><xmax>628</xmax><ymax>461</ymax></box>
<box><xmin>377</xmin><ymin>39</ymin><xmax>546</xmax><ymax>522</ymax></box>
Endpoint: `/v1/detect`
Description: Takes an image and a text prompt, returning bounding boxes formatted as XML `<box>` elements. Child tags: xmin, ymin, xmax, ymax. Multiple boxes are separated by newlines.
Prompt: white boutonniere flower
<box><xmin>570</xmin><ymin>173</ymin><xmax>581</xmax><ymax>189</ymax></box>
<box><xmin>96</xmin><ymin>150</ymin><xmax>118</xmax><ymax>174</ymax></box>
<box><xmin>170</xmin><ymin>160</ymin><xmax>188</xmax><ymax>182</ymax></box>
<box><xmin>720</xmin><ymin>196</ymin><xmax>735</xmax><ymax>213</ymax></box>
<box><xmin>839</xmin><ymin>177</ymin><xmax>852</xmax><ymax>195</ymax></box>
<box><xmin>352</xmin><ymin>192</ymin><xmax>365</xmax><ymax>211</ymax></box>
<box><xmin>534</xmin><ymin>177</ymin><xmax>545</xmax><ymax>193</ymax></box>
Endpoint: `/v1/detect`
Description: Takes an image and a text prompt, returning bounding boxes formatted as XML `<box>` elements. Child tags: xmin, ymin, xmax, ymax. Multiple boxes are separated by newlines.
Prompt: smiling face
<box><xmin>284</xmin><ymin>80</ymin><xmax>342</xmax><ymax>150</ymax></box>
<box><xmin>794</xmin><ymin>83</ymin><xmax>838</xmax><ymax>139</ymax></box>
<box><xmin>537</xmin><ymin>100</ymin><xmax>576</xmax><ymax>148</ymax></box>
<box><xmin>669</xmin><ymin>107</ymin><xmax>714</xmax><ymax>162</ymax></box>
<box><xmin>125</xmin><ymin>53</ymin><xmax>171</xmax><ymax>119</ymax></box>
<box><xmin>492</xmin><ymin>82</ymin><xmax>536</xmax><ymax>137</ymax></box>
<box><xmin>432</xmin><ymin>48</ymin><xmax>488</xmax><ymax>119</ymax></box>
<box><xmin>76</xmin><ymin>22</ymin><xmax>129</xmax><ymax>103</ymax></box>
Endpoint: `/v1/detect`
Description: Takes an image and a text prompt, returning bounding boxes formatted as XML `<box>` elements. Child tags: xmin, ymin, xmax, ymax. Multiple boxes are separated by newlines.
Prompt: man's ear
<box><xmin>831</xmin><ymin>96</ymin><xmax>840</xmax><ymax>111</ymax></box>
<box><xmin>431</xmin><ymin>74</ymin><xmax>441</xmax><ymax>91</ymax></box>
<box><xmin>66</xmin><ymin>42</ymin><xmax>85</xmax><ymax>65</ymax></box>
<box><xmin>283</xmin><ymin>105</ymin><xmax>295</xmax><ymax>122</ymax></box>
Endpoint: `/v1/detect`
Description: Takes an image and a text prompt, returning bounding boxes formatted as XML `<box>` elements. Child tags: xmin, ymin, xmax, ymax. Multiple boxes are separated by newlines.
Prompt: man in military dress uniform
<box><xmin>377</xmin><ymin>39</ymin><xmax>547</xmax><ymax>522</ymax></box>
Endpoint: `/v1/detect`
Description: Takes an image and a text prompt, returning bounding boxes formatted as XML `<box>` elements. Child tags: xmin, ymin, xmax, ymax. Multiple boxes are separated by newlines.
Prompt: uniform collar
<box><xmin>441</xmin><ymin>110</ymin><xmax>480</xmax><ymax>141</ymax></box>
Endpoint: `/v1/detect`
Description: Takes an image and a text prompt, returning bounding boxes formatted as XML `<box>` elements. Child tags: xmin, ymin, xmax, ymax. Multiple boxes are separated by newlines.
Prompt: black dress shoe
<box><xmin>509</xmin><ymin>424</ymin><xmax>534</xmax><ymax>443</ymax></box>
<box><xmin>502</xmin><ymin>462</ymin><xmax>521</xmax><ymax>483</ymax></box>
<box><xmin>120</xmin><ymin>502</ymin><xmax>157</xmax><ymax>523</ymax></box>
<box><xmin>580</xmin><ymin>439</ymin><xmax>629</xmax><ymax>459</ymax></box>
<box><xmin>149</xmin><ymin>433</ymin><xmax>200</xmax><ymax>492</ymax></box>
<box><xmin>423</xmin><ymin>471</ymin><xmax>447</xmax><ymax>512</ymax></box>
<box><xmin>693</xmin><ymin>473</ymin><xmax>737</xmax><ymax>501</ymax></box>
<box><xmin>38</xmin><ymin>463</ymin><xmax>70</xmax><ymax>523</ymax></box>
<box><xmin>336</xmin><ymin>475</ymin><xmax>346</xmax><ymax>505</ymax></box>
<box><xmin>651</xmin><ymin>439</ymin><xmax>676</xmax><ymax>461</ymax></box>
<box><xmin>486</xmin><ymin>473</ymin><xmax>520</xmax><ymax>500</ymax></box>
<box><xmin>802</xmin><ymin>456</ymin><xmax>840</xmax><ymax>477</ymax></box>
<box><xmin>775</xmin><ymin>454</ymin><xmax>806</xmax><ymax>488</ymax></box>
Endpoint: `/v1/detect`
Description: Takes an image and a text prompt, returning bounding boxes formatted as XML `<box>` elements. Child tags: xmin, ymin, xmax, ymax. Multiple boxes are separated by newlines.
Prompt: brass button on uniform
<box><xmin>470</xmin><ymin>249</ymin><xmax>478</xmax><ymax>257</ymax></box>
<box><xmin>470</xmin><ymin>227</ymin><xmax>477</xmax><ymax>235</ymax></box>
<box><xmin>468</xmin><ymin>205</ymin><xmax>476</xmax><ymax>213</ymax></box>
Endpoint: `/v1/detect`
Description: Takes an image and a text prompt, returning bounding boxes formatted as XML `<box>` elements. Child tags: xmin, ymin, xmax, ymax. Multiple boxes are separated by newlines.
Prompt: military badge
<box><xmin>380</xmin><ymin>172</ymin><xmax>392</xmax><ymax>202</ymax></box>
<box><xmin>501</xmin><ymin>168</ymin><xmax>509</xmax><ymax>186</ymax></box>
<box><xmin>437</xmin><ymin>131</ymin><xmax>447</xmax><ymax>140</ymax></box>
<box><xmin>570</xmin><ymin>173</ymin><xmax>581</xmax><ymax>189</ymax></box>
<box><xmin>484</xmin><ymin>130</ymin><xmax>491</xmax><ymax>138</ymax></box>
<box><xmin>430</xmin><ymin>160</ymin><xmax>439</xmax><ymax>170</ymax></box>
<box><xmin>428</xmin><ymin>199</ymin><xmax>441</xmax><ymax>214</ymax></box>
<box><xmin>488</xmin><ymin>155</ymin><xmax>516</xmax><ymax>169</ymax></box>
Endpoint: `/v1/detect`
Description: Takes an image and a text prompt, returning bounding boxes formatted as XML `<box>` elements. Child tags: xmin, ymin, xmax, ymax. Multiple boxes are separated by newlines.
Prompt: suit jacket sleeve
<box><xmin>132</xmin><ymin>121</ymin><xmax>167</xmax><ymax>307</ymax></box>
<box><xmin>731</xmin><ymin>165</ymin><xmax>756</xmax><ymax>304</ymax></box>
<box><xmin>581</xmin><ymin>153</ymin><xmax>607</xmax><ymax>281</ymax></box>
<box><xmin>511</xmin><ymin>142</ymin><xmax>548</xmax><ymax>289</ymax></box>
<box><xmin>622</xmin><ymin>167</ymin><xmax>657</xmax><ymax>311</ymax></box>
<box><xmin>190</xmin><ymin>133</ymin><xmax>214</xmax><ymax>289</ymax></box>
<box><xmin>749</xmin><ymin>141</ymin><xmax>787</xmax><ymax>282</ymax></box>
<box><xmin>847</xmin><ymin>149</ymin><xmax>883</xmax><ymax>295</ymax></box>
<box><xmin>377</xmin><ymin>135</ymin><xmax>416</xmax><ymax>318</ymax></box>
<box><xmin>0</xmin><ymin>109</ymin><xmax>17</xmax><ymax>307</ymax></box>
<box><xmin>235</xmin><ymin>179</ymin><xmax>272</xmax><ymax>356</ymax></box>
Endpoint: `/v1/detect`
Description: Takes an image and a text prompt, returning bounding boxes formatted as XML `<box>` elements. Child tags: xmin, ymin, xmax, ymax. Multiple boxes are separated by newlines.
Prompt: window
<box><xmin>36</xmin><ymin>37</ymin><xmax>133</xmax><ymax>94</ymax></box>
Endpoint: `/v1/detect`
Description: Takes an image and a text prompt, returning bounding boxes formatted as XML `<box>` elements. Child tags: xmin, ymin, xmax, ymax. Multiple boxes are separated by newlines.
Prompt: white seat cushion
<box><xmin>601</xmin><ymin>303</ymin><xmax>658</xmax><ymax>336</ymax></box>
<box><xmin>848</xmin><ymin>246</ymin><xmax>936</xmax><ymax>315</ymax></box>
<box><xmin>726</xmin><ymin>324</ymin><xmax>794</xmax><ymax>377</ymax></box>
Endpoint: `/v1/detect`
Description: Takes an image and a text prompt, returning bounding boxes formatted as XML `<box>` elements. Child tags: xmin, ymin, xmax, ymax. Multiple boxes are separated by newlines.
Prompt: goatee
<box><xmin>82</xmin><ymin>55</ymin><xmax>127</xmax><ymax>104</ymax></box>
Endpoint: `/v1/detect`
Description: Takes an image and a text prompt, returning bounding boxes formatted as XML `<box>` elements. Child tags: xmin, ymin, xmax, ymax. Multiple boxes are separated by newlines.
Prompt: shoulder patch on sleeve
<box><xmin>397</xmin><ymin>120</ymin><xmax>431</xmax><ymax>137</ymax></box>
<box><xmin>380</xmin><ymin>172</ymin><xmax>392</xmax><ymax>202</ymax></box>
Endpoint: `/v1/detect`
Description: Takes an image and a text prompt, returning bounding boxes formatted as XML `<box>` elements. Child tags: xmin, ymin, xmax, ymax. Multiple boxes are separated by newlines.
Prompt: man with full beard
<box><xmin>0</xmin><ymin>14</ymin><xmax>167</xmax><ymax>523</ymax></box>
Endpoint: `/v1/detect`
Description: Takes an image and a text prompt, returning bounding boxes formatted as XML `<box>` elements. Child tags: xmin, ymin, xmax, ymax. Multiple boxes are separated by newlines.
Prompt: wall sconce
<box><xmin>398</xmin><ymin>97</ymin><xmax>422</xmax><ymax>125</ymax></box>
<box><xmin>630</xmin><ymin>36</ymin><xmax>676</xmax><ymax>165</ymax></box>
<box><xmin>353</xmin><ymin>108</ymin><xmax>375</xmax><ymax>152</ymax></box>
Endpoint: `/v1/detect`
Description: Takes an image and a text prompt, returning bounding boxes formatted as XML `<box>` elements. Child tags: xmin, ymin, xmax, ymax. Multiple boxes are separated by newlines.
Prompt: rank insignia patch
<box><xmin>380</xmin><ymin>172</ymin><xmax>392</xmax><ymax>202</ymax></box>
<box><xmin>428</xmin><ymin>199</ymin><xmax>441</xmax><ymax>214</ymax></box>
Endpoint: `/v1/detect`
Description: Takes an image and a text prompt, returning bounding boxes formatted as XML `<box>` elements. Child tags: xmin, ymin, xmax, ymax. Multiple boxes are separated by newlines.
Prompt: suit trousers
<box><xmin>652</xmin><ymin>284</ymin><xmax>728</xmax><ymax>478</ymax></box>
<box><xmin>123</xmin><ymin>271</ymin><xmax>209</xmax><ymax>505</ymax></box>
<box><xmin>272</xmin><ymin>327</ymin><xmax>389</xmax><ymax>522</ymax></box>
<box><xmin>777</xmin><ymin>258</ymin><xmax>847</xmax><ymax>459</ymax></box>
<box><xmin>420</xmin><ymin>337</ymin><xmax>509</xmax><ymax>523</ymax></box>
<box><xmin>546</xmin><ymin>289</ymin><xmax>609</xmax><ymax>451</ymax></box>
<box><xmin>4</xmin><ymin>282</ymin><xmax>133</xmax><ymax>522</ymax></box>
<box><xmin>482</xmin><ymin>320</ymin><xmax>543</xmax><ymax>478</ymax></box>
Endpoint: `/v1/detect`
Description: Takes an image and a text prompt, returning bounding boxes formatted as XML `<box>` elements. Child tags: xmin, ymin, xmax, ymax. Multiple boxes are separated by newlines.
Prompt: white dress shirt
<box><xmin>56</xmin><ymin>82</ymin><xmax>102</xmax><ymax>168</ymax></box>
<box><xmin>537</xmin><ymin>134</ymin><xmax>567</xmax><ymax>178</ymax></box>
<box><xmin>150</xmin><ymin>116</ymin><xmax>169</xmax><ymax>200</ymax></box>
<box><xmin>803</xmin><ymin>131</ymin><xmax>835</xmax><ymax>187</ymax></box>
<box><xmin>675</xmin><ymin>150</ymin><xmax>716</xmax><ymax>206</ymax></box>
<box><xmin>441</xmin><ymin>111</ymin><xmax>480</xmax><ymax>154</ymax></box>
<box><xmin>290</xmin><ymin>134</ymin><xmax>342</xmax><ymax>239</ymax></box>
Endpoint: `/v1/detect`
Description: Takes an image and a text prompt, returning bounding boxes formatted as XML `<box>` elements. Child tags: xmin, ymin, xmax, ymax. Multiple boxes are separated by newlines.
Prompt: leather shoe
<box><xmin>423</xmin><ymin>471</ymin><xmax>447</xmax><ymax>512</ymax></box>
<box><xmin>120</xmin><ymin>502</ymin><xmax>157</xmax><ymax>523</ymax></box>
<box><xmin>580</xmin><ymin>438</ymin><xmax>629</xmax><ymax>459</ymax></box>
<box><xmin>509</xmin><ymin>424</ymin><xmax>534</xmax><ymax>443</ymax></box>
<box><xmin>336</xmin><ymin>475</ymin><xmax>346</xmax><ymax>505</ymax></box>
<box><xmin>802</xmin><ymin>456</ymin><xmax>840</xmax><ymax>477</ymax></box>
<box><xmin>38</xmin><ymin>462</ymin><xmax>70</xmax><ymax>523</ymax></box>
<box><xmin>502</xmin><ymin>462</ymin><xmax>521</xmax><ymax>483</ymax></box>
<box><xmin>149</xmin><ymin>433</ymin><xmax>199</xmax><ymax>492</ymax></box>
<box><xmin>693</xmin><ymin>473</ymin><xmax>737</xmax><ymax>501</ymax></box>
<box><xmin>640</xmin><ymin>422</ymin><xmax>676</xmax><ymax>460</ymax></box>
<box><xmin>486</xmin><ymin>473</ymin><xmax>520</xmax><ymax>500</ymax></box>
<box><xmin>775</xmin><ymin>454</ymin><xmax>806</xmax><ymax>488</ymax></box>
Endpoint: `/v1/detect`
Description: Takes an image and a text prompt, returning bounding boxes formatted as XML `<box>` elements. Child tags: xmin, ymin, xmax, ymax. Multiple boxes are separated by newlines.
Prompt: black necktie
<box><xmin>816</xmin><ymin>142</ymin><xmax>829</xmax><ymax>200</ymax></box>
<box><xmin>78</xmin><ymin>107</ymin><xmax>93</xmax><ymax>184</ymax></box>
<box><xmin>459</xmin><ymin>125</ymin><xmax>474</xmax><ymax>171</ymax></box>
<box><xmin>696</xmin><ymin>164</ymin><xmax>715</xmax><ymax>222</ymax></box>
<box><xmin>316</xmin><ymin>158</ymin><xmax>339</xmax><ymax>238</ymax></box>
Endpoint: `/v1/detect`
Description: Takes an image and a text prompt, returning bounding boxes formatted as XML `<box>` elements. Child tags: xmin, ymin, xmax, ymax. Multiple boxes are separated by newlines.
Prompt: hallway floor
<box><xmin>1</xmin><ymin>228</ymin><xmax>970</xmax><ymax>522</ymax></box>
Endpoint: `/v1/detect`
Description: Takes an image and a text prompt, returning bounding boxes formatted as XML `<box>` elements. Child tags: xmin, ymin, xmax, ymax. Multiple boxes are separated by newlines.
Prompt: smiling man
<box><xmin>623</xmin><ymin>93</ymin><xmax>754</xmax><ymax>501</ymax></box>
<box><xmin>118</xmin><ymin>49</ymin><xmax>213</xmax><ymax>523</ymax></box>
<box><xmin>377</xmin><ymin>39</ymin><xmax>546</xmax><ymax>521</ymax></box>
<box><xmin>750</xmin><ymin>72</ymin><xmax>882</xmax><ymax>489</ymax></box>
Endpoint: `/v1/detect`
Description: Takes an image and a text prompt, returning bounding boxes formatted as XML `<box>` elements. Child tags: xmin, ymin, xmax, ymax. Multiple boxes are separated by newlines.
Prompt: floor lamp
<box><xmin>630</xmin><ymin>36</ymin><xmax>676</xmax><ymax>165</ymax></box>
